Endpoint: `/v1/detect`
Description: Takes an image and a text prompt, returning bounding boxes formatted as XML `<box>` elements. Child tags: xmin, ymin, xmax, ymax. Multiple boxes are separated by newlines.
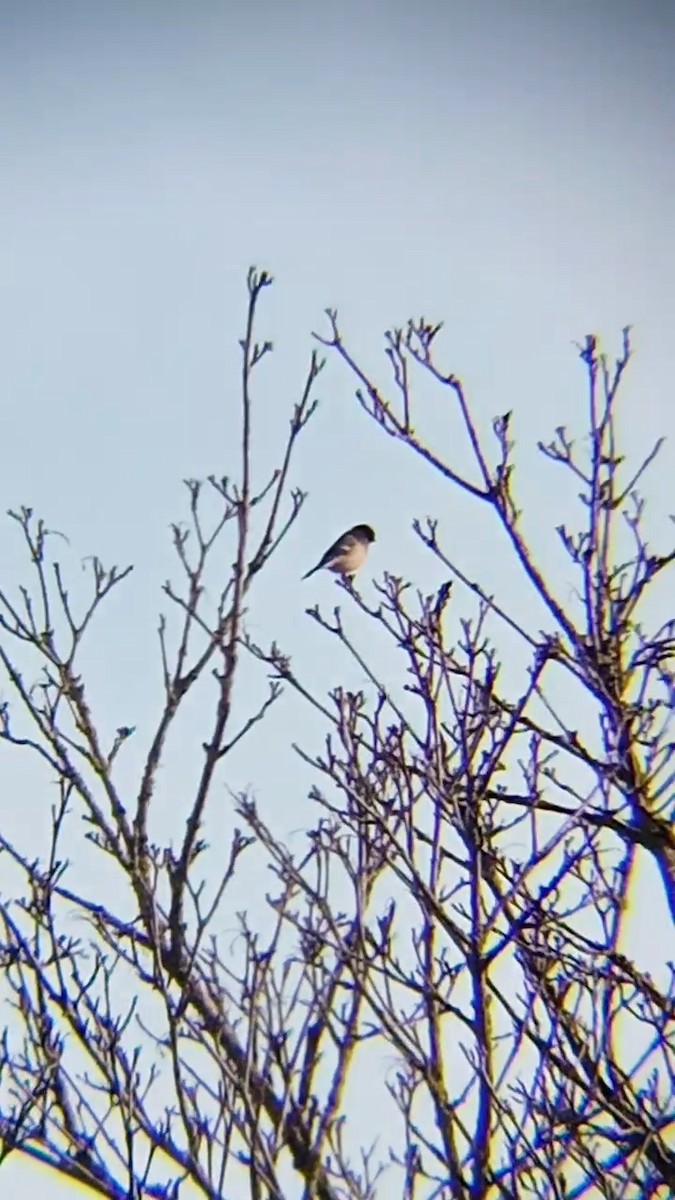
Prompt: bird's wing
<box><xmin>302</xmin><ymin>529</ymin><xmax>361</xmax><ymax>580</ymax></box>
<box><xmin>316</xmin><ymin>530</ymin><xmax>356</xmax><ymax>568</ymax></box>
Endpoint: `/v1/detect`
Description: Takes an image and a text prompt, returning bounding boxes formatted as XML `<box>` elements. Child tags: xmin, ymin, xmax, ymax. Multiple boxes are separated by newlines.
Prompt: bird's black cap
<box><xmin>353</xmin><ymin>524</ymin><xmax>376</xmax><ymax>542</ymax></box>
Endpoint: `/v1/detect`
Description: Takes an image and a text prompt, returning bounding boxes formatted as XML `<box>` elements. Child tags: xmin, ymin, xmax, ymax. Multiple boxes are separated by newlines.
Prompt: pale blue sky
<box><xmin>1</xmin><ymin>2</ymin><xmax>674</xmax><ymax>1195</ymax></box>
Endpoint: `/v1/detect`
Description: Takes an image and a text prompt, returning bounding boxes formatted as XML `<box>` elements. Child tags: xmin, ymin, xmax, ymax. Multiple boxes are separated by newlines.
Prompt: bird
<box><xmin>302</xmin><ymin>523</ymin><xmax>375</xmax><ymax>581</ymax></box>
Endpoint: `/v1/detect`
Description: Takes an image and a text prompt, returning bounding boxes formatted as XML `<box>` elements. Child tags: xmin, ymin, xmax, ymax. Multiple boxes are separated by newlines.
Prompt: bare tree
<box><xmin>1</xmin><ymin>270</ymin><xmax>673</xmax><ymax>1200</ymax></box>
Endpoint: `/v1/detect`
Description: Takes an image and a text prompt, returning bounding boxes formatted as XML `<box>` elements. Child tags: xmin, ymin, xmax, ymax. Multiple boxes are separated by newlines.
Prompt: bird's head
<box><xmin>354</xmin><ymin>524</ymin><xmax>376</xmax><ymax>543</ymax></box>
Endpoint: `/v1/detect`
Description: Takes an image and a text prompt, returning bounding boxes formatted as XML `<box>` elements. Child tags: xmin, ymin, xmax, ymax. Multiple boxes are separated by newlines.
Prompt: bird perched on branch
<box><xmin>302</xmin><ymin>523</ymin><xmax>375</xmax><ymax>581</ymax></box>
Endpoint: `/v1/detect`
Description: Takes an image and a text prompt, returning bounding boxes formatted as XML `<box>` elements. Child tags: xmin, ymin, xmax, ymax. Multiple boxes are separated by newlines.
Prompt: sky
<box><xmin>0</xmin><ymin>1</ymin><xmax>674</xmax><ymax>1195</ymax></box>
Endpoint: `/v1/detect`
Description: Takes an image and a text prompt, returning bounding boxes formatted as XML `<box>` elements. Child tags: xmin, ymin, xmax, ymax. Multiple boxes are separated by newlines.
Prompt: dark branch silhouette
<box><xmin>1</xmin><ymin>274</ymin><xmax>673</xmax><ymax>1199</ymax></box>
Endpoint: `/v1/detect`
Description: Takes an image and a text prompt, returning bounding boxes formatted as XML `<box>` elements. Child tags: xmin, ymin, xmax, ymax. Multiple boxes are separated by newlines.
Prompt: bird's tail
<box><xmin>301</xmin><ymin>566</ymin><xmax>319</xmax><ymax>580</ymax></box>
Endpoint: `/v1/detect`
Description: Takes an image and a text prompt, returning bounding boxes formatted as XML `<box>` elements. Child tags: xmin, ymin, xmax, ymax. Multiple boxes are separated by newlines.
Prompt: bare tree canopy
<box><xmin>1</xmin><ymin>270</ymin><xmax>673</xmax><ymax>1200</ymax></box>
